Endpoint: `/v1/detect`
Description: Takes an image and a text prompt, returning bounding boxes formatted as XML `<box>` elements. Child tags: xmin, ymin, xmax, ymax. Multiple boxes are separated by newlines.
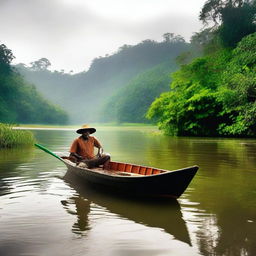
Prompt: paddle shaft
<box><xmin>35</xmin><ymin>143</ymin><xmax>64</xmax><ymax>162</ymax></box>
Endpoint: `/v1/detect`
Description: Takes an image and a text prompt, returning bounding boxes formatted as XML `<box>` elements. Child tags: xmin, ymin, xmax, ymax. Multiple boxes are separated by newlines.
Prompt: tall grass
<box><xmin>0</xmin><ymin>123</ymin><xmax>36</xmax><ymax>148</ymax></box>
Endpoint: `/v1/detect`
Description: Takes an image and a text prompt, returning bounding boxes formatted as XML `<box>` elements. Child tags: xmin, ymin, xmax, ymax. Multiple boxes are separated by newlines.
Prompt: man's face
<box><xmin>82</xmin><ymin>131</ymin><xmax>90</xmax><ymax>139</ymax></box>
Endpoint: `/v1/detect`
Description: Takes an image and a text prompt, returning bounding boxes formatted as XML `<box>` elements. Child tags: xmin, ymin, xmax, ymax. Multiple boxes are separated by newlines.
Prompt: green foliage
<box><xmin>191</xmin><ymin>28</ymin><xmax>223</xmax><ymax>55</ymax></box>
<box><xmin>0</xmin><ymin>43</ymin><xmax>15</xmax><ymax>74</ymax></box>
<box><xmin>147</xmin><ymin>33</ymin><xmax>256</xmax><ymax>137</ymax></box>
<box><xmin>0</xmin><ymin>45</ymin><xmax>68</xmax><ymax>124</ymax></box>
<box><xmin>0</xmin><ymin>123</ymin><xmax>35</xmax><ymax>148</ymax></box>
<box><xmin>200</xmin><ymin>0</ymin><xmax>245</xmax><ymax>24</ymax></box>
<box><xmin>218</xmin><ymin>3</ymin><xmax>256</xmax><ymax>47</ymax></box>
<box><xmin>200</xmin><ymin>0</ymin><xmax>256</xmax><ymax>48</ymax></box>
<box><xmin>217</xmin><ymin>33</ymin><xmax>256</xmax><ymax>136</ymax></box>
<box><xmin>147</xmin><ymin>50</ymin><xmax>231</xmax><ymax>136</ymax></box>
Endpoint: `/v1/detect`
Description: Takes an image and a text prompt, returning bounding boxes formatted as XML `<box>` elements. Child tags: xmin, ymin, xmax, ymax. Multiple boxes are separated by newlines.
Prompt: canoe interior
<box><xmin>62</xmin><ymin>157</ymin><xmax>166</xmax><ymax>176</ymax></box>
<box><xmin>108</xmin><ymin>161</ymin><xmax>165</xmax><ymax>176</ymax></box>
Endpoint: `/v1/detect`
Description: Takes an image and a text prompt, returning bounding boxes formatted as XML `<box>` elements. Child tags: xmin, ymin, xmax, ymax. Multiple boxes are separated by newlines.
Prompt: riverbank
<box><xmin>0</xmin><ymin>123</ymin><xmax>35</xmax><ymax>148</ymax></box>
<box><xmin>13</xmin><ymin>123</ymin><xmax>159</xmax><ymax>132</ymax></box>
<box><xmin>14</xmin><ymin>122</ymin><xmax>155</xmax><ymax>127</ymax></box>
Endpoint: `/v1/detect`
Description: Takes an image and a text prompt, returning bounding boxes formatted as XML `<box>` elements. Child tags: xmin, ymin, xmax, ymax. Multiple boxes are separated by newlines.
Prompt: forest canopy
<box><xmin>147</xmin><ymin>1</ymin><xmax>256</xmax><ymax>137</ymax></box>
<box><xmin>0</xmin><ymin>44</ymin><xmax>68</xmax><ymax>124</ymax></box>
<box><xmin>147</xmin><ymin>32</ymin><xmax>256</xmax><ymax>137</ymax></box>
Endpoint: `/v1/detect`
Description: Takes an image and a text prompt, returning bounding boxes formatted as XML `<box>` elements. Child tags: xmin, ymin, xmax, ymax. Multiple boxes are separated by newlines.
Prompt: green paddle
<box><xmin>35</xmin><ymin>143</ymin><xmax>64</xmax><ymax>162</ymax></box>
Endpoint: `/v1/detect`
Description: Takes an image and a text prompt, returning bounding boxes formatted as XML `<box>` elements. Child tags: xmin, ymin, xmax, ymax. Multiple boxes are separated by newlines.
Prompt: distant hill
<box><xmin>0</xmin><ymin>44</ymin><xmax>68</xmax><ymax>125</ymax></box>
<box><xmin>102</xmin><ymin>61</ymin><xmax>176</xmax><ymax>123</ymax></box>
<box><xmin>16</xmin><ymin>37</ymin><xmax>190</xmax><ymax>123</ymax></box>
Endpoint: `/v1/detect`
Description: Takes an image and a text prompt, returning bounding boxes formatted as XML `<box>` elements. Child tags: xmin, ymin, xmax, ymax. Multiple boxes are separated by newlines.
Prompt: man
<box><xmin>69</xmin><ymin>125</ymin><xmax>110</xmax><ymax>169</ymax></box>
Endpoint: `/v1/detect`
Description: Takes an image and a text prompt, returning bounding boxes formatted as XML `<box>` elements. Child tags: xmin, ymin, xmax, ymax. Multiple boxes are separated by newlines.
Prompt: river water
<box><xmin>0</xmin><ymin>127</ymin><xmax>255</xmax><ymax>256</ymax></box>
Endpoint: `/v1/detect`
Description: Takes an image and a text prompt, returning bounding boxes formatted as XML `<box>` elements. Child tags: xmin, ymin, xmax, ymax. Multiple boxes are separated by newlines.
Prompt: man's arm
<box><xmin>96</xmin><ymin>147</ymin><xmax>104</xmax><ymax>157</ymax></box>
<box><xmin>69</xmin><ymin>152</ymin><xmax>83</xmax><ymax>160</ymax></box>
<box><xmin>94</xmin><ymin>137</ymin><xmax>103</xmax><ymax>157</ymax></box>
<box><xmin>69</xmin><ymin>139</ymin><xmax>83</xmax><ymax>161</ymax></box>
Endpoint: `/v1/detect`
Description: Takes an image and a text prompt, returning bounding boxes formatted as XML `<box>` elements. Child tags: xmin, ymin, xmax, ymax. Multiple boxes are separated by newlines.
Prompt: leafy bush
<box><xmin>147</xmin><ymin>50</ymin><xmax>231</xmax><ymax>136</ymax></box>
<box><xmin>217</xmin><ymin>32</ymin><xmax>256</xmax><ymax>136</ymax></box>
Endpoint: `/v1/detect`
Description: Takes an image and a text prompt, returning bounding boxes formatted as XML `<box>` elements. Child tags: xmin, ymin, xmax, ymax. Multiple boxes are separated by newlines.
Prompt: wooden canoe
<box><xmin>62</xmin><ymin>158</ymin><xmax>198</xmax><ymax>198</ymax></box>
<box><xmin>63</xmin><ymin>169</ymin><xmax>192</xmax><ymax>245</ymax></box>
<box><xmin>35</xmin><ymin>143</ymin><xmax>198</xmax><ymax>198</ymax></box>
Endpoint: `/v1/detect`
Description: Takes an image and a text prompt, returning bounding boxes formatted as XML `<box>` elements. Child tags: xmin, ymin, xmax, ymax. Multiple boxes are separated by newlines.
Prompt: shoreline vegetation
<box><xmin>13</xmin><ymin>123</ymin><xmax>159</xmax><ymax>133</ymax></box>
<box><xmin>0</xmin><ymin>122</ymin><xmax>158</xmax><ymax>149</ymax></box>
<box><xmin>0</xmin><ymin>123</ymin><xmax>36</xmax><ymax>148</ymax></box>
<box><xmin>13</xmin><ymin>123</ymin><xmax>156</xmax><ymax>128</ymax></box>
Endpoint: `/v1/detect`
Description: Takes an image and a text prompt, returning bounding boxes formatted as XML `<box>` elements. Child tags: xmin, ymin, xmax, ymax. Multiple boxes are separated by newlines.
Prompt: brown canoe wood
<box><xmin>34</xmin><ymin>144</ymin><xmax>198</xmax><ymax>199</ymax></box>
<box><xmin>61</xmin><ymin>158</ymin><xmax>198</xmax><ymax>198</ymax></box>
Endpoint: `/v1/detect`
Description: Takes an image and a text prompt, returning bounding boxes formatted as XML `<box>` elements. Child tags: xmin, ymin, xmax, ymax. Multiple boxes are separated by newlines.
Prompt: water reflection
<box><xmin>1</xmin><ymin>128</ymin><xmax>256</xmax><ymax>256</ymax></box>
<box><xmin>61</xmin><ymin>196</ymin><xmax>91</xmax><ymax>236</ymax></box>
<box><xmin>63</xmin><ymin>170</ymin><xmax>191</xmax><ymax>246</ymax></box>
<box><xmin>184</xmin><ymin>199</ymin><xmax>256</xmax><ymax>256</ymax></box>
<box><xmin>0</xmin><ymin>147</ymin><xmax>34</xmax><ymax>196</ymax></box>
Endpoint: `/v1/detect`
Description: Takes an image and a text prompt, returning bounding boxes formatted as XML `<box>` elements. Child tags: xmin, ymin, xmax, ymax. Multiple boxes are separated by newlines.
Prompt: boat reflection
<box><xmin>62</xmin><ymin>169</ymin><xmax>191</xmax><ymax>246</ymax></box>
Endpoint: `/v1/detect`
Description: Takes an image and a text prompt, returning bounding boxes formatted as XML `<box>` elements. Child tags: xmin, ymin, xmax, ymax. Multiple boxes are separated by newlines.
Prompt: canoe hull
<box><xmin>63</xmin><ymin>161</ymin><xmax>198</xmax><ymax>198</ymax></box>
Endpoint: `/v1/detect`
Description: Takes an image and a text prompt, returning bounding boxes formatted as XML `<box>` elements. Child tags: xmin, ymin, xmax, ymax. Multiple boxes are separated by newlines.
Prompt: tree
<box><xmin>30</xmin><ymin>58</ymin><xmax>51</xmax><ymax>71</ymax></box>
<box><xmin>147</xmin><ymin>32</ymin><xmax>256</xmax><ymax>137</ymax></box>
<box><xmin>163</xmin><ymin>33</ymin><xmax>185</xmax><ymax>43</ymax></box>
<box><xmin>171</xmin><ymin>35</ymin><xmax>186</xmax><ymax>43</ymax></box>
<box><xmin>199</xmin><ymin>0</ymin><xmax>256</xmax><ymax>47</ymax></box>
<box><xmin>146</xmin><ymin>50</ymin><xmax>232</xmax><ymax>136</ymax></box>
<box><xmin>0</xmin><ymin>44</ymin><xmax>68</xmax><ymax>124</ymax></box>
<box><xmin>217</xmin><ymin>33</ymin><xmax>256</xmax><ymax>136</ymax></box>
<box><xmin>200</xmin><ymin>0</ymin><xmax>245</xmax><ymax>25</ymax></box>
<box><xmin>218</xmin><ymin>3</ymin><xmax>256</xmax><ymax>47</ymax></box>
<box><xmin>163</xmin><ymin>33</ymin><xmax>174</xmax><ymax>42</ymax></box>
<box><xmin>191</xmin><ymin>28</ymin><xmax>214</xmax><ymax>47</ymax></box>
<box><xmin>0</xmin><ymin>44</ymin><xmax>15</xmax><ymax>73</ymax></box>
<box><xmin>147</xmin><ymin>56</ymin><xmax>221</xmax><ymax>135</ymax></box>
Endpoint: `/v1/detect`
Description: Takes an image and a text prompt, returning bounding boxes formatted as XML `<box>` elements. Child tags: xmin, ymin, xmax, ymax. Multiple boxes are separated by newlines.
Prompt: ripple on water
<box><xmin>1</xmin><ymin>130</ymin><xmax>256</xmax><ymax>256</ymax></box>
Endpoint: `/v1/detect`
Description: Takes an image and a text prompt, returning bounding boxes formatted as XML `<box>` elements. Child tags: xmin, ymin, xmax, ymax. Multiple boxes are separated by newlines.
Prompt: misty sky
<box><xmin>0</xmin><ymin>0</ymin><xmax>206</xmax><ymax>73</ymax></box>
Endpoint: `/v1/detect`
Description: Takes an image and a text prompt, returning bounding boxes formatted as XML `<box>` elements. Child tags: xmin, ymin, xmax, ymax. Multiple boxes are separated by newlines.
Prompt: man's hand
<box><xmin>70</xmin><ymin>152</ymin><xmax>83</xmax><ymax>160</ymax></box>
<box><xmin>97</xmin><ymin>147</ymin><xmax>104</xmax><ymax>157</ymax></box>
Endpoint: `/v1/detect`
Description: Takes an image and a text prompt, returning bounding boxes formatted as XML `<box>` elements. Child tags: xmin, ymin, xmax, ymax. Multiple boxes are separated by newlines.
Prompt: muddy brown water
<box><xmin>0</xmin><ymin>127</ymin><xmax>255</xmax><ymax>256</ymax></box>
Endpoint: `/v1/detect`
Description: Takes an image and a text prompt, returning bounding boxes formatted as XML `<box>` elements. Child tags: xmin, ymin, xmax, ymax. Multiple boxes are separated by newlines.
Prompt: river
<box><xmin>0</xmin><ymin>127</ymin><xmax>255</xmax><ymax>256</ymax></box>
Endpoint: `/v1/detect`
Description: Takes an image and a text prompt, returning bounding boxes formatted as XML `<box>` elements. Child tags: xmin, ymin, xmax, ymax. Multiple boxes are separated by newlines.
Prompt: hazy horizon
<box><xmin>0</xmin><ymin>0</ymin><xmax>206</xmax><ymax>73</ymax></box>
